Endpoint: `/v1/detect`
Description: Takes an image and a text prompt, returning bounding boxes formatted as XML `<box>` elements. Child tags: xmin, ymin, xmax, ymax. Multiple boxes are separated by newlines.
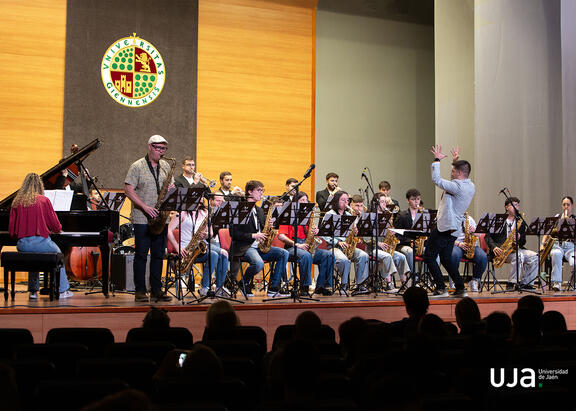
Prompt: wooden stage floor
<box><xmin>1</xmin><ymin>283</ymin><xmax>576</xmax><ymax>348</ymax></box>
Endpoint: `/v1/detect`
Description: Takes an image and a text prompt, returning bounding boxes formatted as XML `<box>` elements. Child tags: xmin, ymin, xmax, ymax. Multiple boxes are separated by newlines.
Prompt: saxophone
<box><xmin>463</xmin><ymin>212</ymin><xmax>478</xmax><ymax>259</ymax></box>
<box><xmin>147</xmin><ymin>157</ymin><xmax>176</xmax><ymax>235</ymax></box>
<box><xmin>304</xmin><ymin>211</ymin><xmax>322</xmax><ymax>254</ymax></box>
<box><xmin>539</xmin><ymin>210</ymin><xmax>565</xmax><ymax>268</ymax></box>
<box><xmin>258</xmin><ymin>200</ymin><xmax>278</xmax><ymax>253</ymax></box>
<box><xmin>414</xmin><ymin>206</ymin><xmax>427</xmax><ymax>256</ymax></box>
<box><xmin>343</xmin><ymin>206</ymin><xmax>360</xmax><ymax>259</ymax></box>
<box><xmin>382</xmin><ymin>212</ymin><xmax>400</xmax><ymax>254</ymax></box>
<box><xmin>179</xmin><ymin>212</ymin><xmax>209</xmax><ymax>273</ymax></box>
<box><xmin>493</xmin><ymin>214</ymin><xmax>524</xmax><ymax>269</ymax></box>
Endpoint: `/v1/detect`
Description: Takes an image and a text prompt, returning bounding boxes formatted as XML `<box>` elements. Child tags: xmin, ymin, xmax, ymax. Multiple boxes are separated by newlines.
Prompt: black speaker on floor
<box><xmin>110</xmin><ymin>253</ymin><xmax>150</xmax><ymax>291</ymax></box>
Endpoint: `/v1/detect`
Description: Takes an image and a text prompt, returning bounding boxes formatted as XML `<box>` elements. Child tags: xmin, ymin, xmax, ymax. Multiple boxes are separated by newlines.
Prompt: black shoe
<box><xmin>431</xmin><ymin>288</ymin><xmax>449</xmax><ymax>297</ymax></box>
<box><xmin>150</xmin><ymin>291</ymin><xmax>172</xmax><ymax>302</ymax></box>
<box><xmin>451</xmin><ymin>288</ymin><xmax>468</xmax><ymax>298</ymax></box>
<box><xmin>134</xmin><ymin>291</ymin><xmax>149</xmax><ymax>302</ymax></box>
<box><xmin>355</xmin><ymin>285</ymin><xmax>369</xmax><ymax>294</ymax></box>
<box><xmin>299</xmin><ymin>286</ymin><xmax>310</xmax><ymax>296</ymax></box>
<box><xmin>314</xmin><ymin>287</ymin><xmax>325</xmax><ymax>295</ymax></box>
<box><xmin>506</xmin><ymin>283</ymin><xmax>516</xmax><ymax>291</ymax></box>
<box><xmin>520</xmin><ymin>284</ymin><xmax>535</xmax><ymax>290</ymax></box>
<box><xmin>322</xmin><ymin>287</ymin><xmax>333</xmax><ymax>296</ymax></box>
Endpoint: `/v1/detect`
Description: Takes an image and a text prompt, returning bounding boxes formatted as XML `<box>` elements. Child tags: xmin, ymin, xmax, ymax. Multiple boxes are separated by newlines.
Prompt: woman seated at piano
<box><xmin>8</xmin><ymin>173</ymin><xmax>73</xmax><ymax>300</ymax></box>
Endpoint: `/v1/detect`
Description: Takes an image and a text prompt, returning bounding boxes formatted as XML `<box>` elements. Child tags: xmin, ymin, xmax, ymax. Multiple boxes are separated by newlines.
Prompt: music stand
<box><xmin>474</xmin><ymin>213</ymin><xmax>505</xmax><ymax>292</ymax></box>
<box><xmin>263</xmin><ymin>201</ymin><xmax>318</xmax><ymax>302</ymax></box>
<box><xmin>352</xmin><ymin>211</ymin><xmax>384</xmax><ymax>296</ymax></box>
<box><xmin>160</xmin><ymin>187</ymin><xmax>205</xmax><ymax>302</ymax></box>
<box><xmin>526</xmin><ymin>216</ymin><xmax>558</xmax><ymax>291</ymax></box>
<box><xmin>395</xmin><ymin>209</ymin><xmax>437</xmax><ymax>294</ymax></box>
<box><xmin>557</xmin><ymin>216</ymin><xmax>576</xmax><ymax>291</ymax></box>
<box><xmin>220</xmin><ymin>200</ymin><xmax>257</xmax><ymax>300</ymax></box>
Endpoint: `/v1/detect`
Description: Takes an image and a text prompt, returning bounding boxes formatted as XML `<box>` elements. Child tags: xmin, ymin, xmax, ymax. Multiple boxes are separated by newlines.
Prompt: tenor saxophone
<box><xmin>463</xmin><ymin>211</ymin><xmax>478</xmax><ymax>259</ymax></box>
<box><xmin>343</xmin><ymin>206</ymin><xmax>360</xmax><ymax>259</ymax></box>
<box><xmin>539</xmin><ymin>210</ymin><xmax>565</xmax><ymax>268</ymax></box>
<box><xmin>493</xmin><ymin>214</ymin><xmax>524</xmax><ymax>269</ymax></box>
<box><xmin>382</xmin><ymin>212</ymin><xmax>400</xmax><ymax>255</ymax></box>
<box><xmin>304</xmin><ymin>210</ymin><xmax>322</xmax><ymax>255</ymax></box>
<box><xmin>258</xmin><ymin>201</ymin><xmax>278</xmax><ymax>253</ymax></box>
<box><xmin>179</xmin><ymin>212</ymin><xmax>209</xmax><ymax>273</ymax></box>
<box><xmin>147</xmin><ymin>157</ymin><xmax>177</xmax><ymax>235</ymax></box>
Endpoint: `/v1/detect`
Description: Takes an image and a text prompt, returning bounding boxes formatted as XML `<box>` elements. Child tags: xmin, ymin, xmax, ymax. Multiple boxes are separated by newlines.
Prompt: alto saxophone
<box><xmin>343</xmin><ymin>206</ymin><xmax>360</xmax><ymax>260</ymax></box>
<box><xmin>463</xmin><ymin>211</ymin><xmax>478</xmax><ymax>259</ymax></box>
<box><xmin>147</xmin><ymin>157</ymin><xmax>176</xmax><ymax>235</ymax></box>
<box><xmin>382</xmin><ymin>212</ymin><xmax>400</xmax><ymax>254</ymax></box>
<box><xmin>539</xmin><ymin>210</ymin><xmax>565</xmax><ymax>268</ymax></box>
<box><xmin>304</xmin><ymin>210</ymin><xmax>322</xmax><ymax>255</ymax></box>
<box><xmin>258</xmin><ymin>201</ymin><xmax>278</xmax><ymax>253</ymax></box>
<box><xmin>493</xmin><ymin>213</ymin><xmax>524</xmax><ymax>269</ymax></box>
<box><xmin>179</xmin><ymin>212</ymin><xmax>210</xmax><ymax>274</ymax></box>
<box><xmin>414</xmin><ymin>206</ymin><xmax>427</xmax><ymax>256</ymax></box>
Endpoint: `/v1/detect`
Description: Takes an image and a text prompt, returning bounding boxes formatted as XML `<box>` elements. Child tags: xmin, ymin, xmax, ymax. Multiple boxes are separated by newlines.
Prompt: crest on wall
<box><xmin>101</xmin><ymin>33</ymin><xmax>165</xmax><ymax>107</ymax></box>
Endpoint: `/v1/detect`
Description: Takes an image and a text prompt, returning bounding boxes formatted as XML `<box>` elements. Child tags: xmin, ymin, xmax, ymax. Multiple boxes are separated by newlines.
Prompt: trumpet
<box><xmin>194</xmin><ymin>172</ymin><xmax>216</xmax><ymax>188</ymax></box>
<box><xmin>231</xmin><ymin>186</ymin><xmax>245</xmax><ymax>196</ymax></box>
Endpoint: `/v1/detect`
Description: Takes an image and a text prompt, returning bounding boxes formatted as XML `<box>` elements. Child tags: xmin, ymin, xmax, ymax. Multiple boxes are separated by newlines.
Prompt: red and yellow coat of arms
<box><xmin>101</xmin><ymin>34</ymin><xmax>165</xmax><ymax>107</ymax></box>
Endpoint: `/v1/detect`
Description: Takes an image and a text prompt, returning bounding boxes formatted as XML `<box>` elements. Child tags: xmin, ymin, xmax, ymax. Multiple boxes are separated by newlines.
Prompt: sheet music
<box><xmin>44</xmin><ymin>190</ymin><xmax>74</xmax><ymax>211</ymax></box>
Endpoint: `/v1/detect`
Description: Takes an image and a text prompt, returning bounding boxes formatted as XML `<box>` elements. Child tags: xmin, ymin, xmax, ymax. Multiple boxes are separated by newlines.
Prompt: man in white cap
<box><xmin>125</xmin><ymin>135</ymin><xmax>173</xmax><ymax>302</ymax></box>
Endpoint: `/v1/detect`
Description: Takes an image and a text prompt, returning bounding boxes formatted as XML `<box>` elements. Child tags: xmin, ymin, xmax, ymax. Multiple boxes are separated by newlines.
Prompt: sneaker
<box><xmin>386</xmin><ymin>282</ymin><xmax>398</xmax><ymax>292</ymax></box>
<box><xmin>431</xmin><ymin>288</ymin><xmax>449</xmax><ymax>298</ymax></box>
<box><xmin>199</xmin><ymin>287</ymin><xmax>209</xmax><ymax>297</ymax></box>
<box><xmin>314</xmin><ymin>287</ymin><xmax>325</xmax><ymax>295</ymax></box>
<box><xmin>267</xmin><ymin>287</ymin><xmax>289</xmax><ymax>297</ymax></box>
<box><xmin>150</xmin><ymin>292</ymin><xmax>172</xmax><ymax>302</ymax></box>
<box><xmin>448</xmin><ymin>278</ymin><xmax>455</xmax><ymax>289</ymax></box>
<box><xmin>322</xmin><ymin>287</ymin><xmax>333</xmax><ymax>296</ymax></box>
<box><xmin>506</xmin><ymin>282</ymin><xmax>516</xmax><ymax>291</ymax></box>
<box><xmin>299</xmin><ymin>286</ymin><xmax>310</xmax><ymax>297</ymax></box>
<box><xmin>355</xmin><ymin>285</ymin><xmax>369</xmax><ymax>294</ymax></box>
<box><xmin>59</xmin><ymin>290</ymin><xmax>74</xmax><ymax>299</ymax></box>
<box><xmin>134</xmin><ymin>291</ymin><xmax>149</xmax><ymax>302</ymax></box>
<box><xmin>520</xmin><ymin>284</ymin><xmax>535</xmax><ymax>290</ymax></box>
<box><xmin>215</xmin><ymin>286</ymin><xmax>230</xmax><ymax>297</ymax></box>
<box><xmin>468</xmin><ymin>279</ymin><xmax>479</xmax><ymax>292</ymax></box>
<box><xmin>451</xmin><ymin>288</ymin><xmax>468</xmax><ymax>298</ymax></box>
<box><xmin>29</xmin><ymin>292</ymin><xmax>38</xmax><ymax>300</ymax></box>
<box><xmin>552</xmin><ymin>282</ymin><xmax>562</xmax><ymax>292</ymax></box>
<box><xmin>339</xmin><ymin>285</ymin><xmax>349</xmax><ymax>296</ymax></box>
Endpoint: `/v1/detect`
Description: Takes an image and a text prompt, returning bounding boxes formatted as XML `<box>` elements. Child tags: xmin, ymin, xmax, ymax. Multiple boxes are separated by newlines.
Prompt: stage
<box><xmin>2</xmin><ymin>283</ymin><xmax>576</xmax><ymax>348</ymax></box>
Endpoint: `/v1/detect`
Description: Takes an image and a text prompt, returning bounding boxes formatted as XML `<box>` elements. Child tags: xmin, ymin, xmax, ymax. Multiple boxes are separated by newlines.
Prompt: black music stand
<box><xmin>395</xmin><ymin>209</ymin><xmax>437</xmax><ymax>294</ymax></box>
<box><xmin>475</xmin><ymin>213</ymin><xmax>505</xmax><ymax>292</ymax></box>
<box><xmin>318</xmin><ymin>213</ymin><xmax>355</xmax><ymax>296</ymax></box>
<box><xmin>263</xmin><ymin>201</ymin><xmax>318</xmax><ymax>302</ymax></box>
<box><xmin>352</xmin><ymin>211</ymin><xmax>384</xmax><ymax>296</ymax></box>
<box><xmin>221</xmin><ymin>200</ymin><xmax>257</xmax><ymax>300</ymax></box>
<box><xmin>159</xmin><ymin>187</ymin><xmax>205</xmax><ymax>302</ymax></box>
<box><xmin>527</xmin><ymin>216</ymin><xmax>558</xmax><ymax>291</ymax></box>
<box><xmin>557</xmin><ymin>216</ymin><xmax>576</xmax><ymax>291</ymax></box>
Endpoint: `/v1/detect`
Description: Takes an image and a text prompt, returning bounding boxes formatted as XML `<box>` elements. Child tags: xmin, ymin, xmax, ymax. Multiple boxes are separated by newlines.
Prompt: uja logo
<box><xmin>101</xmin><ymin>33</ymin><xmax>165</xmax><ymax>107</ymax></box>
<box><xmin>490</xmin><ymin>368</ymin><xmax>536</xmax><ymax>388</ymax></box>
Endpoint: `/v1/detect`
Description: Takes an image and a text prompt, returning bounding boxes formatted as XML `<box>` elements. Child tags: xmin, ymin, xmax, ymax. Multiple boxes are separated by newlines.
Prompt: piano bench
<box><xmin>1</xmin><ymin>252</ymin><xmax>64</xmax><ymax>301</ymax></box>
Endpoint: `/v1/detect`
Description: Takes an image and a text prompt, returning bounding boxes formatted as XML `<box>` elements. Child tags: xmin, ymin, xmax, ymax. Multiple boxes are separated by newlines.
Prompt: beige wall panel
<box><xmin>0</xmin><ymin>0</ymin><xmax>66</xmax><ymax>198</ymax></box>
<box><xmin>197</xmin><ymin>0</ymin><xmax>315</xmax><ymax>197</ymax></box>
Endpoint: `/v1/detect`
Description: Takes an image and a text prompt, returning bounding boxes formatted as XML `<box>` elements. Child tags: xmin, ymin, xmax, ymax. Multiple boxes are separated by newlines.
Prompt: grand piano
<box><xmin>0</xmin><ymin>139</ymin><xmax>119</xmax><ymax>297</ymax></box>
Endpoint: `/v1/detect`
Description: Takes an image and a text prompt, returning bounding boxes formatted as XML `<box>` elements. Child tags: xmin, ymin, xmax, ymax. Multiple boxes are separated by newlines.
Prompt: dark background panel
<box><xmin>63</xmin><ymin>0</ymin><xmax>198</xmax><ymax>189</ymax></box>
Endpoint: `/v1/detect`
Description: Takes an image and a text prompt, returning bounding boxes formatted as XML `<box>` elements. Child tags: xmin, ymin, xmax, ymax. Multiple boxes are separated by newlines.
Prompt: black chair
<box><xmin>77</xmin><ymin>357</ymin><xmax>158</xmax><ymax>394</ymax></box>
<box><xmin>126</xmin><ymin>327</ymin><xmax>193</xmax><ymax>349</ymax></box>
<box><xmin>107</xmin><ymin>341</ymin><xmax>175</xmax><ymax>365</ymax></box>
<box><xmin>272</xmin><ymin>324</ymin><xmax>335</xmax><ymax>351</ymax></box>
<box><xmin>45</xmin><ymin>327</ymin><xmax>115</xmax><ymax>356</ymax></box>
<box><xmin>1</xmin><ymin>252</ymin><xmax>63</xmax><ymax>301</ymax></box>
<box><xmin>35</xmin><ymin>379</ymin><xmax>129</xmax><ymax>411</ymax></box>
<box><xmin>154</xmin><ymin>377</ymin><xmax>245</xmax><ymax>409</ymax></box>
<box><xmin>203</xmin><ymin>325</ymin><xmax>267</xmax><ymax>355</ymax></box>
<box><xmin>0</xmin><ymin>328</ymin><xmax>33</xmax><ymax>359</ymax></box>
<box><xmin>14</xmin><ymin>343</ymin><xmax>89</xmax><ymax>376</ymax></box>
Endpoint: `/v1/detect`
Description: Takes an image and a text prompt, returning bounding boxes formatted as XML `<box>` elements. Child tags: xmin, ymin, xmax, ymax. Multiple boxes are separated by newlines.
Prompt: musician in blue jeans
<box><xmin>449</xmin><ymin>214</ymin><xmax>487</xmax><ymax>292</ymax></box>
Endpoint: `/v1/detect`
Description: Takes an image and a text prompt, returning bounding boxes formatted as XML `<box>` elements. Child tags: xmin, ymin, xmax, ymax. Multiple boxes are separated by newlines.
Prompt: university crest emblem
<box><xmin>101</xmin><ymin>33</ymin><xmax>165</xmax><ymax>107</ymax></box>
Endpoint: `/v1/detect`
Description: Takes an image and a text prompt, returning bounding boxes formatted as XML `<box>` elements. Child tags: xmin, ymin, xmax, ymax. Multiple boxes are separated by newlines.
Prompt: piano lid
<box><xmin>0</xmin><ymin>139</ymin><xmax>101</xmax><ymax>211</ymax></box>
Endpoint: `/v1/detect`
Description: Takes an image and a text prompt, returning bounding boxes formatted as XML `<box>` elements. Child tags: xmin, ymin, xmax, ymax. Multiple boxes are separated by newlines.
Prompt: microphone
<box><xmin>498</xmin><ymin>187</ymin><xmax>508</xmax><ymax>195</ymax></box>
<box><xmin>303</xmin><ymin>163</ymin><xmax>315</xmax><ymax>178</ymax></box>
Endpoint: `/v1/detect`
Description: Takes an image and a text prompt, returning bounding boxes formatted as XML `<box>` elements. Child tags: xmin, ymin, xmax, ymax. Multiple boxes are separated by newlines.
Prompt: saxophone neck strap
<box><xmin>145</xmin><ymin>154</ymin><xmax>161</xmax><ymax>195</ymax></box>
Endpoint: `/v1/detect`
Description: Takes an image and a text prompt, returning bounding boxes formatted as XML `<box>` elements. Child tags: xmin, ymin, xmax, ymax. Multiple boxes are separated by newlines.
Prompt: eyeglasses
<box><xmin>256</xmin><ymin>188</ymin><xmax>265</xmax><ymax>193</ymax></box>
<box><xmin>151</xmin><ymin>144</ymin><xmax>167</xmax><ymax>152</ymax></box>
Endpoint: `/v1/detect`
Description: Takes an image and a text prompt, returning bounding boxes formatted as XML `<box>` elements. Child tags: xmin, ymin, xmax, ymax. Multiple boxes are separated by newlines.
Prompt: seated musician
<box><xmin>166</xmin><ymin>200</ymin><xmax>228</xmax><ymax>297</ymax></box>
<box><xmin>277</xmin><ymin>192</ymin><xmax>335</xmax><ymax>296</ymax></box>
<box><xmin>8</xmin><ymin>173</ymin><xmax>73</xmax><ymax>300</ymax></box>
<box><xmin>449</xmin><ymin>214</ymin><xmax>488</xmax><ymax>292</ymax></box>
<box><xmin>485</xmin><ymin>197</ymin><xmax>538</xmax><ymax>290</ymax></box>
<box><xmin>315</xmin><ymin>172</ymin><xmax>341</xmax><ymax>211</ymax></box>
<box><xmin>369</xmin><ymin>193</ymin><xmax>410</xmax><ymax>290</ymax></box>
<box><xmin>542</xmin><ymin>196</ymin><xmax>576</xmax><ymax>292</ymax></box>
<box><xmin>216</xmin><ymin>171</ymin><xmax>244</xmax><ymax>200</ymax></box>
<box><xmin>229</xmin><ymin>181</ymin><xmax>289</xmax><ymax>297</ymax></box>
<box><xmin>395</xmin><ymin>188</ymin><xmax>423</xmax><ymax>272</ymax></box>
<box><xmin>174</xmin><ymin>156</ymin><xmax>209</xmax><ymax>189</ymax></box>
<box><xmin>321</xmin><ymin>192</ymin><xmax>369</xmax><ymax>294</ymax></box>
<box><xmin>370</xmin><ymin>180</ymin><xmax>400</xmax><ymax>209</ymax></box>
